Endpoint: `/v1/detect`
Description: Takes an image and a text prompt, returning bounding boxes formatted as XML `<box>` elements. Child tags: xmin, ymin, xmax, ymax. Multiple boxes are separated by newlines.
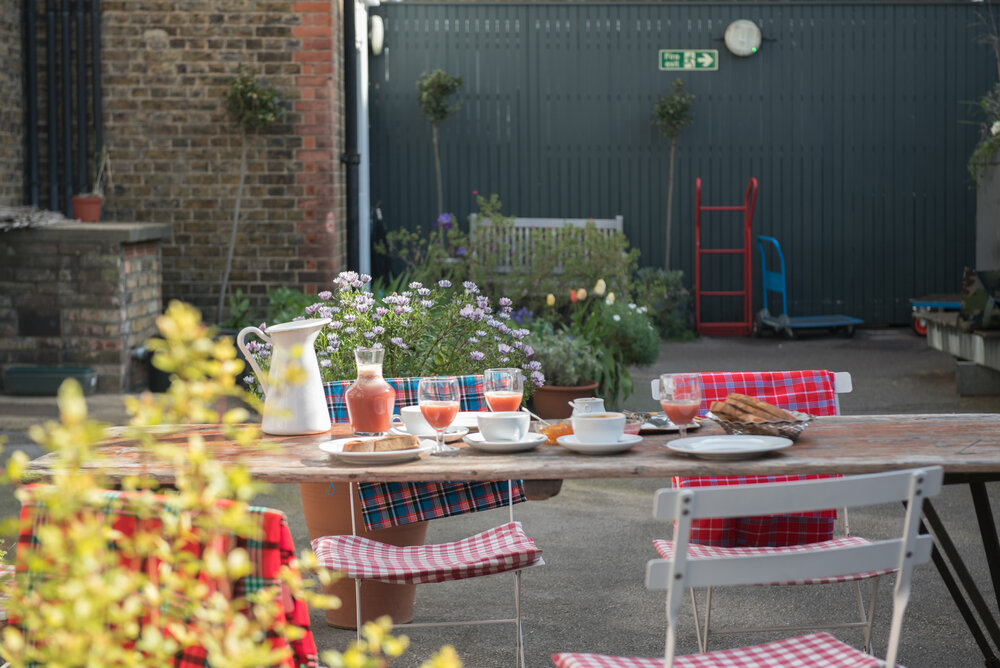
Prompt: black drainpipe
<box><xmin>341</xmin><ymin>0</ymin><xmax>360</xmax><ymax>272</ymax></box>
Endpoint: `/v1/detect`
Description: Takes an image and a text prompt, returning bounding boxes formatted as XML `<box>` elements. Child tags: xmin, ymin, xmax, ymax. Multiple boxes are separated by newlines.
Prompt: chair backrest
<box><xmin>647</xmin><ymin>467</ymin><xmax>943</xmax><ymax>667</ymax></box>
<box><xmin>650</xmin><ymin>370</ymin><xmax>852</xmax><ymax>416</ymax></box>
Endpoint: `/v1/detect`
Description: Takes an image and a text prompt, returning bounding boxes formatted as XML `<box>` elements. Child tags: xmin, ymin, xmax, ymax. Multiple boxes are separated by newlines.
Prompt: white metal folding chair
<box><xmin>311</xmin><ymin>479</ymin><xmax>542</xmax><ymax>668</ymax></box>
<box><xmin>552</xmin><ymin>466</ymin><xmax>942</xmax><ymax>668</ymax></box>
<box><xmin>650</xmin><ymin>371</ymin><xmax>885</xmax><ymax>652</ymax></box>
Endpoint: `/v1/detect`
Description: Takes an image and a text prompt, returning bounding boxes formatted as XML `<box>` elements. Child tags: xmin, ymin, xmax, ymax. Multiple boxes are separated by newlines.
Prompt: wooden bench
<box><xmin>921</xmin><ymin>311</ymin><xmax>1000</xmax><ymax>395</ymax></box>
<box><xmin>468</xmin><ymin>214</ymin><xmax>624</xmax><ymax>274</ymax></box>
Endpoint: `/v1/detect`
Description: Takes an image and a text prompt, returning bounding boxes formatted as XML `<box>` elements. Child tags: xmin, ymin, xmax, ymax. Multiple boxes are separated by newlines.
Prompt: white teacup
<box><xmin>477</xmin><ymin>411</ymin><xmax>530</xmax><ymax>442</ymax></box>
<box><xmin>571</xmin><ymin>412</ymin><xmax>626</xmax><ymax>444</ymax></box>
<box><xmin>391</xmin><ymin>405</ymin><xmax>436</xmax><ymax>437</ymax></box>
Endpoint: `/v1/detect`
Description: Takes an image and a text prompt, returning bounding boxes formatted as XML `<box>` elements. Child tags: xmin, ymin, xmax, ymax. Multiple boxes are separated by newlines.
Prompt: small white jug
<box><xmin>237</xmin><ymin>318</ymin><xmax>332</xmax><ymax>435</ymax></box>
<box><xmin>569</xmin><ymin>397</ymin><xmax>606</xmax><ymax>416</ymax></box>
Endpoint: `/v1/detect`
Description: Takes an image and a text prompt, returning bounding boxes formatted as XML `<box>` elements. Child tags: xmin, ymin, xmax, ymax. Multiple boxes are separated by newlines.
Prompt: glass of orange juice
<box><xmin>418</xmin><ymin>376</ymin><xmax>461</xmax><ymax>454</ymax></box>
<box><xmin>484</xmin><ymin>368</ymin><xmax>524</xmax><ymax>412</ymax></box>
<box><xmin>658</xmin><ymin>373</ymin><xmax>702</xmax><ymax>438</ymax></box>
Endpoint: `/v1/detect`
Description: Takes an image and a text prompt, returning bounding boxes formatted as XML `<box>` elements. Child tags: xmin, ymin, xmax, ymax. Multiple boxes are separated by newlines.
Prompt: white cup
<box><xmin>571</xmin><ymin>412</ymin><xmax>626</xmax><ymax>444</ymax></box>
<box><xmin>391</xmin><ymin>405</ymin><xmax>436</xmax><ymax>437</ymax></box>
<box><xmin>477</xmin><ymin>411</ymin><xmax>530</xmax><ymax>442</ymax></box>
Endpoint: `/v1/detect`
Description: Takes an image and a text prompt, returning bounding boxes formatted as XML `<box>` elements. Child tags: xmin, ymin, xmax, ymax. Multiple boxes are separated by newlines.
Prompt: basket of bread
<box><xmin>708</xmin><ymin>393</ymin><xmax>814</xmax><ymax>441</ymax></box>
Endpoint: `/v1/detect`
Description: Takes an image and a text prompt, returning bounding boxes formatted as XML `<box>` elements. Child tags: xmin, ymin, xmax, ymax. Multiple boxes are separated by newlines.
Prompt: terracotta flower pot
<box><xmin>530</xmin><ymin>381</ymin><xmax>599</xmax><ymax>419</ymax></box>
<box><xmin>71</xmin><ymin>195</ymin><xmax>104</xmax><ymax>222</ymax></box>
<box><xmin>299</xmin><ymin>481</ymin><xmax>428</xmax><ymax>629</ymax></box>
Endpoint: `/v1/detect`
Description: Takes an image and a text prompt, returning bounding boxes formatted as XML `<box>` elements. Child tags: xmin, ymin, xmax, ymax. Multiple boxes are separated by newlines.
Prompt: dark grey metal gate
<box><xmin>369</xmin><ymin>2</ymin><xmax>995</xmax><ymax>326</ymax></box>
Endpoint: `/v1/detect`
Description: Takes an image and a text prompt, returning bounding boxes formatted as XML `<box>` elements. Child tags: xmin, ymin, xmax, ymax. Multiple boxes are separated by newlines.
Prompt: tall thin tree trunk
<box><xmin>218</xmin><ymin>132</ymin><xmax>248</xmax><ymax>323</ymax></box>
<box><xmin>432</xmin><ymin>123</ymin><xmax>443</xmax><ymax>215</ymax></box>
<box><xmin>664</xmin><ymin>138</ymin><xmax>677</xmax><ymax>271</ymax></box>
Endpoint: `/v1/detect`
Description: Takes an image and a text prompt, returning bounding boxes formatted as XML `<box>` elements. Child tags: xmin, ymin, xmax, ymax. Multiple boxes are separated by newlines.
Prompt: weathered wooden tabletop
<box><xmin>25</xmin><ymin>414</ymin><xmax>1000</xmax><ymax>484</ymax></box>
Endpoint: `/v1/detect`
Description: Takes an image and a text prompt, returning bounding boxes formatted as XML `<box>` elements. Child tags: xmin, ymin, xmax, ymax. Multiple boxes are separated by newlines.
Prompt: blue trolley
<box><xmin>753</xmin><ymin>236</ymin><xmax>864</xmax><ymax>339</ymax></box>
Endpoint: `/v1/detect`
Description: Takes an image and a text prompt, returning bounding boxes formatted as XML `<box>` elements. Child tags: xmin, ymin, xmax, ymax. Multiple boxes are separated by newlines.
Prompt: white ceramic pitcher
<box><xmin>237</xmin><ymin>318</ymin><xmax>332</xmax><ymax>435</ymax></box>
<box><xmin>569</xmin><ymin>397</ymin><xmax>606</xmax><ymax>416</ymax></box>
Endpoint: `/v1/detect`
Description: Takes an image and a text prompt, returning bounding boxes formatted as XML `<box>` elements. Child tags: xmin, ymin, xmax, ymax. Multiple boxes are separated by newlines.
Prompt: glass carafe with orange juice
<box><xmin>345</xmin><ymin>347</ymin><xmax>396</xmax><ymax>435</ymax></box>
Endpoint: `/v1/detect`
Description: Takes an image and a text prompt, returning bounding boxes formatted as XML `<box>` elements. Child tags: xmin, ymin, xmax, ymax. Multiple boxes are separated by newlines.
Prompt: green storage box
<box><xmin>3</xmin><ymin>366</ymin><xmax>98</xmax><ymax>396</ymax></box>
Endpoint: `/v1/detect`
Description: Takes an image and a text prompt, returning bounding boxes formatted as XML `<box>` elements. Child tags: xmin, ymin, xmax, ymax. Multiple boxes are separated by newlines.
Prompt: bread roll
<box><xmin>342</xmin><ymin>434</ymin><xmax>419</xmax><ymax>453</ymax></box>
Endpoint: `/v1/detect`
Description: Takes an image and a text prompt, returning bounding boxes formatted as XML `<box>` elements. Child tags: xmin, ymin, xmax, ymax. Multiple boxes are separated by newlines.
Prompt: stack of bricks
<box><xmin>0</xmin><ymin>223</ymin><xmax>169</xmax><ymax>392</ymax></box>
<box><xmin>99</xmin><ymin>1</ymin><xmax>346</xmax><ymax>322</ymax></box>
<box><xmin>0</xmin><ymin>0</ymin><xmax>22</xmax><ymax>207</ymax></box>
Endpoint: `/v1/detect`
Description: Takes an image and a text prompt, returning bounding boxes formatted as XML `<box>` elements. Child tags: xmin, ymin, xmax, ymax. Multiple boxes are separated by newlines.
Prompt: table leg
<box><xmin>921</xmin><ymin>497</ymin><xmax>1000</xmax><ymax>666</ymax></box>
<box><xmin>971</xmin><ymin>482</ymin><xmax>1000</xmax><ymax>613</ymax></box>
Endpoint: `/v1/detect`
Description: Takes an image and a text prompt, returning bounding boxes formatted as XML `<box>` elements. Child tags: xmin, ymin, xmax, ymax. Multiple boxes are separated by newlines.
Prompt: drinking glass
<box><xmin>659</xmin><ymin>373</ymin><xmax>703</xmax><ymax>438</ymax></box>
<box><xmin>418</xmin><ymin>376</ymin><xmax>461</xmax><ymax>454</ymax></box>
<box><xmin>484</xmin><ymin>368</ymin><xmax>524</xmax><ymax>412</ymax></box>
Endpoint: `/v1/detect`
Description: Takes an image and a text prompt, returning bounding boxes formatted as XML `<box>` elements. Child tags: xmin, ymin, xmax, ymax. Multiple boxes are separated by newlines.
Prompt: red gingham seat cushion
<box><xmin>552</xmin><ymin>631</ymin><xmax>893</xmax><ymax>667</ymax></box>
<box><xmin>311</xmin><ymin>521</ymin><xmax>542</xmax><ymax>585</ymax></box>
<box><xmin>652</xmin><ymin>536</ymin><xmax>892</xmax><ymax>585</ymax></box>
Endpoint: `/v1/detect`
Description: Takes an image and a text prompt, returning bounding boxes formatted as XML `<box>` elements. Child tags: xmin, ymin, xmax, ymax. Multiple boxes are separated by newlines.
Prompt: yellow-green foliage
<box><xmin>0</xmin><ymin>301</ymin><xmax>457</xmax><ymax>667</ymax></box>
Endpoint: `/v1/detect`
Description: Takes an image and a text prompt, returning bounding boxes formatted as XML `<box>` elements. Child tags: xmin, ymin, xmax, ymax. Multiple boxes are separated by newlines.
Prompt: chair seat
<box><xmin>653</xmin><ymin>536</ymin><xmax>893</xmax><ymax>584</ymax></box>
<box><xmin>552</xmin><ymin>631</ymin><xmax>892</xmax><ymax>667</ymax></box>
<box><xmin>311</xmin><ymin>520</ymin><xmax>542</xmax><ymax>585</ymax></box>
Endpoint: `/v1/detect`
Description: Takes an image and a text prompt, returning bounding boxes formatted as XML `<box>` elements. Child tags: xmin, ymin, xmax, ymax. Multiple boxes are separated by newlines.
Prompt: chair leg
<box><xmin>513</xmin><ymin>569</ymin><xmax>525</xmax><ymax>668</ymax></box>
<box><xmin>689</xmin><ymin>588</ymin><xmax>706</xmax><ymax>653</ymax></box>
<box><xmin>688</xmin><ymin>587</ymin><xmax>713</xmax><ymax>653</ymax></box>
<box><xmin>861</xmin><ymin>577</ymin><xmax>880</xmax><ymax>653</ymax></box>
<box><xmin>702</xmin><ymin>586</ymin><xmax>713</xmax><ymax>652</ymax></box>
<box><xmin>355</xmin><ymin>578</ymin><xmax>363</xmax><ymax>644</ymax></box>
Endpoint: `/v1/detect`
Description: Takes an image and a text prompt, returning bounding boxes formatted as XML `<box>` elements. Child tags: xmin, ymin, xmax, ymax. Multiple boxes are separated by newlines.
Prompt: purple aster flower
<box><xmin>329</xmin><ymin>339</ymin><xmax>340</xmax><ymax>350</ymax></box>
<box><xmin>326</xmin><ymin>345</ymin><xmax>337</xmax><ymax>353</ymax></box>
<box><xmin>523</xmin><ymin>344</ymin><xmax>535</xmax><ymax>357</ymax></box>
<box><xmin>531</xmin><ymin>370</ymin><xmax>545</xmax><ymax>387</ymax></box>
<box><xmin>393</xmin><ymin>305</ymin><xmax>406</xmax><ymax>315</ymax></box>
<box><xmin>498</xmin><ymin>343</ymin><xmax>513</xmax><ymax>355</ymax></box>
<box><xmin>305</xmin><ymin>303</ymin><xmax>321</xmax><ymax>315</ymax></box>
<box><xmin>421</xmin><ymin>300</ymin><xmax>434</xmax><ymax>308</ymax></box>
<box><xmin>319</xmin><ymin>306</ymin><xmax>333</xmax><ymax>319</ymax></box>
<box><xmin>375</xmin><ymin>306</ymin><xmax>390</xmax><ymax>318</ymax></box>
<box><xmin>343</xmin><ymin>326</ymin><xmax>356</xmax><ymax>335</ymax></box>
<box><xmin>417</xmin><ymin>287</ymin><xmax>431</xmax><ymax>296</ymax></box>
<box><xmin>470</xmin><ymin>351</ymin><xmax>485</xmax><ymax>361</ymax></box>
<box><xmin>462</xmin><ymin>280</ymin><xmax>480</xmax><ymax>294</ymax></box>
<box><xmin>456</xmin><ymin>246</ymin><xmax>467</xmax><ymax>257</ymax></box>
<box><xmin>243</xmin><ymin>375</ymin><xmax>255</xmax><ymax>386</ymax></box>
<box><xmin>320</xmin><ymin>359</ymin><xmax>331</xmax><ymax>368</ymax></box>
<box><xmin>390</xmin><ymin>337</ymin><xmax>408</xmax><ymax>350</ymax></box>
<box><xmin>528</xmin><ymin>360</ymin><xmax>542</xmax><ymax>371</ymax></box>
<box><xmin>468</xmin><ymin>336</ymin><xmax>480</xmax><ymax>344</ymax></box>
<box><xmin>363</xmin><ymin>331</ymin><xmax>376</xmax><ymax>340</ymax></box>
<box><xmin>499</xmin><ymin>297</ymin><xmax>512</xmax><ymax>307</ymax></box>
<box><xmin>438</xmin><ymin>279</ymin><xmax>452</xmax><ymax>288</ymax></box>
<box><xmin>344</xmin><ymin>314</ymin><xmax>356</xmax><ymax>323</ymax></box>
<box><xmin>476</xmin><ymin>296</ymin><xmax>490</xmax><ymax>309</ymax></box>
<box><xmin>408</xmin><ymin>281</ymin><xmax>423</xmax><ymax>290</ymax></box>
<box><xmin>475</xmin><ymin>330</ymin><xmax>487</xmax><ymax>337</ymax></box>
<box><xmin>435</xmin><ymin>212</ymin><xmax>453</xmax><ymax>230</ymax></box>
<box><xmin>500</xmin><ymin>356</ymin><xmax>509</xmax><ymax>363</ymax></box>
<box><xmin>373</xmin><ymin>326</ymin><xmax>385</xmax><ymax>335</ymax></box>
<box><xmin>329</xmin><ymin>320</ymin><xmax>343</xmax><ymax>330</ymax></box>
<box><xmin>459</xmin><ymin>304</ymin><xmax>475</xmax><ymax>318</ymax></box>
<box><xmin>498</xmin><ymin>323</ymin><xmax>511</xmax><ymax>335</ymax></box>
<box><xmin>318</xmin><ymin>290</ymin><xmax>332</xmax><ymax>300</ymax></box>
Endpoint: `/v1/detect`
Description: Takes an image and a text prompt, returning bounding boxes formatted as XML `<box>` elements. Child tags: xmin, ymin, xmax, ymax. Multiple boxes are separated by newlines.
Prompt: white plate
<box><xmin>557</xmin><ymin>433</ymin><xmax>643</xmax><ymax>455</ymax></box>
<box><xmin>389</xmin><ymin>425</ymin><xmax>470</xmax><ymax>442</ymax></box>
<box><xmin>463</xmin><ymin>432</ymin><xmax>546</xmax><ymax>453</ymax></box>
<box><xmin>319</xmin><ymin>436</ymin><xmax>435</xmax><ymax>464</ymax></box>
<box><xmin>666</xmin><ymin>435</ymin><xmax>793</xmax><ymax>460</ymax></box>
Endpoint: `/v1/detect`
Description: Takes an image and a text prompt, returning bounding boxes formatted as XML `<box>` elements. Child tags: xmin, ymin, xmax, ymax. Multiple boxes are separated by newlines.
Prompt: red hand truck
<box><xmin>694</xmin><ymin>177</ymin><xmax>759</xmax><ymax>337</ymax></box>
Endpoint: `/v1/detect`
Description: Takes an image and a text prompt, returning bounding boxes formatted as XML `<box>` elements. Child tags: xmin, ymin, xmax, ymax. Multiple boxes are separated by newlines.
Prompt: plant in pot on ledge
<box><xmin>526</xmin><ymin>326</ymin><xmax>601</xmax><ymax>420</ymax></box>
<box><xmin>71</xmin><ymin>145</ymin><xmax>110</xmax><ymax>222</ymax></box>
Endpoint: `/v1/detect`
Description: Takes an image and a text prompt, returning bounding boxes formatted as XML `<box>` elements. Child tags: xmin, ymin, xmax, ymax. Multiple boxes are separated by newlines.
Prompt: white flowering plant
<box><xmin>969</xmin><ymin>82</ymin><xmax>1000</xmax><ymax>181</ymax></box>
<box><xmin>242</xmin><ymin>271</ymin><xmax>544</xmax><ymax>396</ymax></box>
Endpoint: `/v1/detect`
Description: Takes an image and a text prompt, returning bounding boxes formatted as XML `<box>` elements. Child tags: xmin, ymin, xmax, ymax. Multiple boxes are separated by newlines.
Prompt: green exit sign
<box><xmin>659</xmin><ymin>50</ymin><xmax>718</xmax><ymax>71</ymax></box>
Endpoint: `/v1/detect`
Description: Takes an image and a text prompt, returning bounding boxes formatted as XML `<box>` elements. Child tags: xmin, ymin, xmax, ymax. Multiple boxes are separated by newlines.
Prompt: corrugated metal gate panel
<box><xmin>369</xmin><ymin>2</ymin><xmax>993</xmax><ymax>326</ymax></box>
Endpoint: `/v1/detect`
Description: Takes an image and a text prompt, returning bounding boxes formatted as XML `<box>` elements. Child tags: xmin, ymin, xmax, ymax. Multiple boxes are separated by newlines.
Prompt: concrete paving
<box><xmin>1</xmin><ymin>327</ymin><xmax>999</xmax><ymax>667</ymax></box>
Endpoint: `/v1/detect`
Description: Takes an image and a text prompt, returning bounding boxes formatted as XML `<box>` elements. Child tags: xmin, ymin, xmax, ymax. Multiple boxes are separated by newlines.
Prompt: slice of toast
<box><xmin>342</xmin><ymin>434</ymin><xmax>419</xmax><ymax>453</ymax></box>
<box><xmin>725</xmin><ymin>393</ymin><xmax>796</xmax><ymax>421</ymax></box>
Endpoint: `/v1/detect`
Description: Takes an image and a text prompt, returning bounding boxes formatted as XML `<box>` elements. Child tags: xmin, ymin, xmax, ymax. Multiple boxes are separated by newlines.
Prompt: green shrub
<box><xmin>631</xmin><ymin>267</ymin><xmax>694</xmax><ymax>340</ymax></box>
<box><xmin>525</xmin><ymin>326</ymin><xmax>600</xmax><ymax>387</ymax></box>
<box><xmin>267</xmin><ymin>286</ymin><xmax>315</xmax><ymax>324</ymax></box>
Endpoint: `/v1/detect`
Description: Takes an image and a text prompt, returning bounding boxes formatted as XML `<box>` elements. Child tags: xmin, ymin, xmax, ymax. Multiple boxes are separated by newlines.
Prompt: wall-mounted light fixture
<box><xmin>370</xmin><ymin>15</ymin><xmax>385</xmax><ymax>56</ymax></box>
<box><xmin>724</xmin><ymin>19</ymin><xmax>762</xmax><ymax>57</ymax></box>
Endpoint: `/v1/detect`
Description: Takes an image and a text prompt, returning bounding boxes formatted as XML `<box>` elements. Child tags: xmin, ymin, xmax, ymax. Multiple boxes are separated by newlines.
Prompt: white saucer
<box><xmin>389</xmin><ymin>425</ymin><xmax>470</xmax><ymax>443</ymax></box>
<box><xmin>463</xmin><ymin>432</ymin><xmax>546</xmax><ymax>453</ymax></box>
<box><xmin>319</xmin><ymin>436</ymin><xmax>435</xmax><ymax>464</ymax></box>
<box><xmin>557</xmin><ymin>433</ymin><xmax>643</xmax><ymax>455</ymax></box>
<box><xmin>667</xmin><ymin>435</ymin><xmax>793</xmax><ymax>460</ymax></box>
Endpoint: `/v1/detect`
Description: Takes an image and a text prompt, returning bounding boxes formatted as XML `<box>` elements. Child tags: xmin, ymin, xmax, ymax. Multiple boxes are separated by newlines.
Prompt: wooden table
<box><xmin>26</xmin><ymin>414</ymin><xmax>1000</xmax><ymax>484</ymax></box>
<box><xmin>24</xmin><ymin>413</ymin><xmax>1000</xmax><ymax>664</ymax></box>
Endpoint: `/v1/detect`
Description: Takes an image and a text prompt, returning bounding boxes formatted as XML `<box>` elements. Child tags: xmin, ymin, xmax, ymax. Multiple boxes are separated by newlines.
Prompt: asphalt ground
<box><xmin>1</xmin><ymin>327</ymin><xmax>999</xmax><ymax>667</ymax></box>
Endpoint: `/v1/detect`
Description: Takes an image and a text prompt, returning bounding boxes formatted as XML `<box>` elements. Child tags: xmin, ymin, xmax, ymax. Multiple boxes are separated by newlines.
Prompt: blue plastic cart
<box><xmin>753</xmin><ymin>236</ymin><xmax>864</xmax><ymax>339</ymax></box>
<box><xmin>909</xmin><ymin>294</ymin><xmax>961</xmax><ymax>336</ymax></box>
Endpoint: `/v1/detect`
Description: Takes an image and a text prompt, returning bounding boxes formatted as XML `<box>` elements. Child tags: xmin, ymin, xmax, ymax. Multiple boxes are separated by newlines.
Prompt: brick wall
<box><xmin>100</xmin><ymin>1</ymin><xmax>346</xmax><ymax>323</ymax></box>
<box><xmin>0</xmin><ymin>0</ymin><xmax>23</xmax><ymax>206</ymax></box>
<box><xmin>0</xmin><ymin>223</ymin><xmax>170</xmax><ymax>392</ymax></box>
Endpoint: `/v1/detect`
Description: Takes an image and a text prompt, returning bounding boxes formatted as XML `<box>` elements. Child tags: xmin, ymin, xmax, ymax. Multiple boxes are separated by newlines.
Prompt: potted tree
<box><xmin>71</xmin><ymin>145</ymin><xmax>110</xmax><ymax>222</ymax></box>
<box><xmin>527</xmin><ymin>329</ymin><xmax>601</xmax><ymax>419</ymax></box>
